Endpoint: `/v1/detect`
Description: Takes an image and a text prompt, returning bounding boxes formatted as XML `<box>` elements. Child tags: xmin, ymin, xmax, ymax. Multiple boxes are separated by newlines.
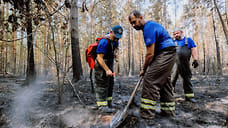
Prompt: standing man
<box><xmin>128</xmin><ymin>10</ymin><xmax>176</xmax><ymax>119</ymax></box>
<box><xmin>94</xmin><ymin>25</ymin><xmax>123</xmax><ymax>113</ymax></box>
<box><xmin>172</xmin><ymin>28</ymin><xmax>199</xmax><ymax>103</ymax></box>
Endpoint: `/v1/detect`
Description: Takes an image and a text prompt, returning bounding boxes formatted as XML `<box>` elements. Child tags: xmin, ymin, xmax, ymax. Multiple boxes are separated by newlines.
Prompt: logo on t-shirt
<box><xmin>145</xmin><ymin>38</ymin><xmax>151</xmax><ymax>44</ymax></box>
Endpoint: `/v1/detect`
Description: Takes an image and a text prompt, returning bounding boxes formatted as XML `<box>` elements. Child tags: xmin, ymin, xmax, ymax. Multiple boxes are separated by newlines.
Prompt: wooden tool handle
<box><xmin>123</xmin><ymin>76</ymin><xmax>143</xmax><ymax>112</ymax></box>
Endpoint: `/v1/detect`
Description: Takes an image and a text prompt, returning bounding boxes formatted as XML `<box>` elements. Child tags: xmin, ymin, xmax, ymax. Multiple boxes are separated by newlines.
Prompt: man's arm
<box><xmin>191</xmin><ymin>47</ymin><xmax>197</xmax><ymax>60</ymax></box>
<box><xmin>140</xmin><ymin>43</ymin><xmax>155</xmax><ymax>76</ymax></box>
<box><xmin>96</xmin><ymin>53</ymin><xmax>113</xmax><ymax>76</ymax></box>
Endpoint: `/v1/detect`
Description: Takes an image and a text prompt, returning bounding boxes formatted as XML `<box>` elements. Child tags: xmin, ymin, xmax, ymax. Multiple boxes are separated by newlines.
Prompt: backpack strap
<box><xmin>101</xmin><ymin>36</ymin><xmax>113</xmax><ymax>50</ymax></box>
<box><xmin>174</xmin><ymin>37</ymin><xmax>188</xmax><ymax>46</ymax></box>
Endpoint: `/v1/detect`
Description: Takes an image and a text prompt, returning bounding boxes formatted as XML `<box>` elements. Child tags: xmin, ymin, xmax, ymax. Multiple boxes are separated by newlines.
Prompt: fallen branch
<box><xmin>66</xmin><ymin>77</ymin><xmax>85</xmax><ymax>106</ymax></box>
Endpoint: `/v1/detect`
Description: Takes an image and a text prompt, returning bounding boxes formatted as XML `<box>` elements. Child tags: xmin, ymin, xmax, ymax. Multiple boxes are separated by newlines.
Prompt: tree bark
<box><xmin>130</xmin><ymin>27</ymin><xmax>134</xmax><ymax>76</ymax></box>
<box><xmin>163</xmin><ymin>0</ymin><xmax>167</xmax><ymax>29</ymax></box>
<box><xmin>4</xmin><ymin>3</ymin><xmax>9</xmax><ymax>75</ymax></box>
<box><xmin>26</xmin><ymin>0</ymin><xmax>36</xmax><ymax>82</ymax></box>
<box><xmin>138</xmin><ymin>31</ymin><xmax>144</xmax><ymax>72</ymax></box>
<box><xmin>19</xmin><ymin>30</ymin><xmax>24</xmax><ymax>75</ymax></box>
<box><xmin>0</xmin><ymin>2</ymin><xmax>4</xmax><ymax>74</ymax></box>
<box><xmin>214</xmin><ymin>0</ymin><xmax>228</xmax><ymax>44</ymax></box>
<box><xmin>174</xmin><ymin>0</ymin><xmax>177</xmax><ymax>28</ymax></box>
<box><xmin>202</xmin><ymin>35</ymin><xmax>206</xmax><ymax>74</ymax></box>
<box><xmin>194</xmin><ymin>5</ymin><xmax>199</xmax><ymax>61</ymax></box>
<box><xmin>44</xmin><ymin>24</ymin><xmax>49</xmax><ymax>75</ymax></box>
<box><xmin>225</xmin><ymin>0</ymin><xmax>228</xmax><ymax>26</ymax></box>
<box><xmin>128</xmin><ymin>24</ymin><xmax>132</xmax><ymax>76</ymax></box>
<box><xmin>12</xmin><ymin>28</ymin><xmax>17</xmax><ymax>74</ymax></box>
<box><xmin>211</xmin><ymin>6</ymin><xmax>222</xmax><ymax>75</ymax></box>
<box><xmin>70</xmin><ymin>0</ymin><xmax>83</xmax><ymax>82</ymax></box>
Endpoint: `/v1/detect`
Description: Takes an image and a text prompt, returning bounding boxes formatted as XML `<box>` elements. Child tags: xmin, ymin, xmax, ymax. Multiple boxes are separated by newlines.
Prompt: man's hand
<box><xmin>139</xmin><ymin>69</ymin><xmax>145</xmax><ymax>77</ymax></box>
<box><xmin>106</xmin><ymin>69</ymin><xmax>113</xmax><ymax>76</ymax></box>
<box><xmin>192</xmin><ymin>60</ymin><xmax>199</xmax><ymax>68</ymax></box>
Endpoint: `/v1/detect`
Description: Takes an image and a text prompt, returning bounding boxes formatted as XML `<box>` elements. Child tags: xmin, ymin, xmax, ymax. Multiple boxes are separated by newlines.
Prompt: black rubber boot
<box><xmin>185</xmin><ymin>97</ymin><xmax>196</xmax><ymax>103</ymax></box>
<box><xmin>98</xmin><ymin>106</ymin><xmax>115</xmax><ymax>113</ymax></box>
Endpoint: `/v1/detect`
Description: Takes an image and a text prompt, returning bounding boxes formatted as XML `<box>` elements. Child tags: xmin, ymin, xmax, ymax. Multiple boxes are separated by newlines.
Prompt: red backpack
<box><xmin>85</xmin><ymin>37</ymin><xmax>110</xmax><ymax>69</ymax></box>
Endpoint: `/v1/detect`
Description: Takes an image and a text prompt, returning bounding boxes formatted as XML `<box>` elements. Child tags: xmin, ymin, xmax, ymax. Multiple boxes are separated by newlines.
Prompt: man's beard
<box><xmin>133</xmin><ymin>24</ymin><xmax>143</xmax><ymax>30</ymax></box>
<box><xmin>176</xmin><ymin>36</ymin><xmax>182</xmax><ymax>40</ymax></box>
<box><xmin>134</xmin><ymin>26</ymin><xmax>141</xmax><ymax>30</ymax></box>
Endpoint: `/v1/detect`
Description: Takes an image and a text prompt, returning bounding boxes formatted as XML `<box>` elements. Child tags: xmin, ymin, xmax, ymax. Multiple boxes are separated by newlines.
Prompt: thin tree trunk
<box><xmin>35</xmin><ymin>34</ymin><xmax>39</xmax><ymax>74</ymax></box>
<box><xmin>41</xmin><ymin>1</ymin><xmax>62</xmax><ymax>103</ymax></box>
<box><xmin>202</xmin><ymin>35</ymin><xmax>206</xmax><ymax>74</ymax></box>
<box><xmin>107</xmin><ymin>0</ymin><xmax>112</xmax><ymax>27</ymax></box>
<box><xmin>207</xmin><ymin>16</ymin><xmax>213</xmax><ymax>74</ymax></box>
<box><xmin>130</xmin><ymin>27</ymin><xmax>134</xmax><ymax>76</ymax></box>
<box><xmin>214</xmin><ymin>0</ymin><xmax>228</xmax><ymax>44</ymax></box>
<box><xmin>163</xmin><ymin>0</ymin><xmax>167</xmax><ymax>29</ymax></box>
<box><xmin>43</xmin><ymin>23</ymin><xmax>49</xmax><ymax>75</ymax></box>
<box><xmin>70</xmin><ymin>0</ymin><xmax>83</xmax><ymax>82</ymax></box>
<box><xmin>19</xmin><ymin>31</ymin><xmax>24</xmax><ymax>75</ymax></box>
<box><xmin>5</xmin><ymin>47</ymin><xmax>8</xmax><ymax>75</ymax></box>
<box><xmin>89</xmin><ymin>0</ymin><xmax>96</xmax><ymax>44</ymax></box>
<box><xmin>138</xmin><ymin>31</ymin><xmax>143</xmax><ymax>72</ymax></box>
<box><xmin>128</xmin><ymin>25</ymin><xmax>132</xmax><ymax>76</ymax></box>
<box><xmin>51</xmin><ymin>24</ymin><xmax>61</xmax><ymax>104</ymax></box>
<box><xmin>12</xmin><ymin>29</ymin><xmax>17</xmax><ymax>74</ymax></box>
<box><xmin>225</xmin><ymin>0</ymin><xmax>228</xmax><ymax>26</ymax></box>
<box><xmin>60</xmin><ymin>18</ymin><xmax>64</xmax><ymax>71</ymax></box>
<box><xmin>194</xmin><ymin>7</ymin><xmax>199</xmax><ymax>59</ymax></box>
<box><xmin>0</xmin><ymin>46</ymin><xmax>3</xmax><ymax>73</ymax></box>
<box><xmin>212</xmin><ymin>6</ymin><xmax>222</xmax><ymax>75</ymax></box>
<box><xmin>174</xmin><ymin>0</ymin><xmax>177</xmax><ymax>28</ymax></box>
<box><xmin>0</xmin><ymin>2</ymin><xmax>4</xmax><ymax>74</ymax></box>
<box><xmin>4</xmin><ymin>3</ymin><xmax>9</xmax><ymax>75</ymax></box>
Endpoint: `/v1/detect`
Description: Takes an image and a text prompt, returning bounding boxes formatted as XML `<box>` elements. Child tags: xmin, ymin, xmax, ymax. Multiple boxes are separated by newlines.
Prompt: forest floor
<box><xmin>0</xmin><ymin>73</ymin><xmax>227</xmax><ymax>128</ymax></box>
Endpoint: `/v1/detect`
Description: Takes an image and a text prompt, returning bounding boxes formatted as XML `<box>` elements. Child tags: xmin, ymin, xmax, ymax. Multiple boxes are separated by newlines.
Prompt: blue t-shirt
<box><xmin>174</xmin><ymin>37</ymin><xmax>196</xmax><ymax>48</ymax></box>
<box><xmin>96</xmin><ymin>38</ymin><xmax>119</xmax><ymax>54</ymax></box>
<box><xmin>143</xmin><ymin>21</ymin><xmax>175</xmax><ymax>51</ymax></box>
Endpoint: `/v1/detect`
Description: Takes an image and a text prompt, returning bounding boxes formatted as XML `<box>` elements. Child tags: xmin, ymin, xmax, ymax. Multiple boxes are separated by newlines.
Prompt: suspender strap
<box><xmin>185</xmin><ymin>37</ymin><xmax>188</xmax><ymax>45</ymax></box>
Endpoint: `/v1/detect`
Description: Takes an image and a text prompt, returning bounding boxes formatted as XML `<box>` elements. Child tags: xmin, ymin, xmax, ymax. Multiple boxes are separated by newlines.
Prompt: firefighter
<box><xmin>94</xmin><ymin>25</ymin><xmax>123</xmax><ymax>113</ymax></box>
<box><xmin>172</xmin><ymin>28</ymin><xmax>199</xmax><ymax>103</ymax></box>
<box><xmin>128</xmin><ymin>10</ymin><xmax>176</xmax><ymax>119</ymax></box>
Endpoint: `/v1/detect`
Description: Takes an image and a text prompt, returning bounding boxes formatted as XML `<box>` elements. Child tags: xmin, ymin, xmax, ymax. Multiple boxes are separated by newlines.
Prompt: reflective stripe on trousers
<box><xmin>184</xmin><ymin>93</ymin><xmax>194</xmax><ymax>98</ymax></box>
<box><xmin>97</xmin><ymin>97</ymin><xmax>112</xmax><ymax>107</ymax></box>
<box><xmin>141</xmin><ymin>98</ymin><xmax>156</xmax><ymax>110</ymax></box>
<box><xmin>107</xmin><ymin>97</ymin><xmax>112</xmax><ymax>101</ymax></box>
<box><xmin>160</xmin><ymin>102</ymin><xmax>175</xmax><ymax>111</ymax></box>
<box><xmin>97</xmin><ymin>101</ymin><xmax>108</xmax><ymax>106</ymax></box>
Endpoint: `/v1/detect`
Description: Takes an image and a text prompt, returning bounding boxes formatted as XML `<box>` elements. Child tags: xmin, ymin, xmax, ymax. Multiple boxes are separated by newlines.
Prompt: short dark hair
<box><xmin>129</xmin><ymin>10</ymin><xmax>142</xmax><ymax>21</ymax></box>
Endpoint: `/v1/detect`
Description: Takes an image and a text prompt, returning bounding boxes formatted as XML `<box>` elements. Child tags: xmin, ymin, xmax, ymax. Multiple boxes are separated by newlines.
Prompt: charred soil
<box><xmin>0</xmin><ymin>74</ymin><xmax>227</xmax><ymax>128</ymax></box>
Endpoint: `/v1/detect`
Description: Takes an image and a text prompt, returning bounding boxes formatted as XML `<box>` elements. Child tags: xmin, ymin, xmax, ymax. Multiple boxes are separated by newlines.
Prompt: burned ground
<box><xmin>0</xmin><ymin>74</ymin><xmax>227</xmax><ymax>128</ymax></box>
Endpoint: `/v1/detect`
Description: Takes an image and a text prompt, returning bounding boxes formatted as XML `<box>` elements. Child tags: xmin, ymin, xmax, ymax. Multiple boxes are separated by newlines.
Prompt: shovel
<box><xmin>110</xmin><ymin>76</ymin><xmax>143</xmax><ymax>128</ymax></box>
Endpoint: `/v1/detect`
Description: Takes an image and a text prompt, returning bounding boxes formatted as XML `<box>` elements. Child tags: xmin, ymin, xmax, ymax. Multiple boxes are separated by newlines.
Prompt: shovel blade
<box><xmin>110</xmin><ymin>76</ymin><xmax>143</xmax><ymax>128</ymax></box>
<box><xmin>110</xmin><ymin>110</ymin><xmax>128</xmax><ymax>128</ymax></box>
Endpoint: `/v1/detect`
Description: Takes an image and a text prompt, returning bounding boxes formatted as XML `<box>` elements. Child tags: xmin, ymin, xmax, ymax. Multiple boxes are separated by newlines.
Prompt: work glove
<box><xmin>192</xmin><ymin>60</ymin><xmax>199</xmax><ymax>68</ymax></box>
